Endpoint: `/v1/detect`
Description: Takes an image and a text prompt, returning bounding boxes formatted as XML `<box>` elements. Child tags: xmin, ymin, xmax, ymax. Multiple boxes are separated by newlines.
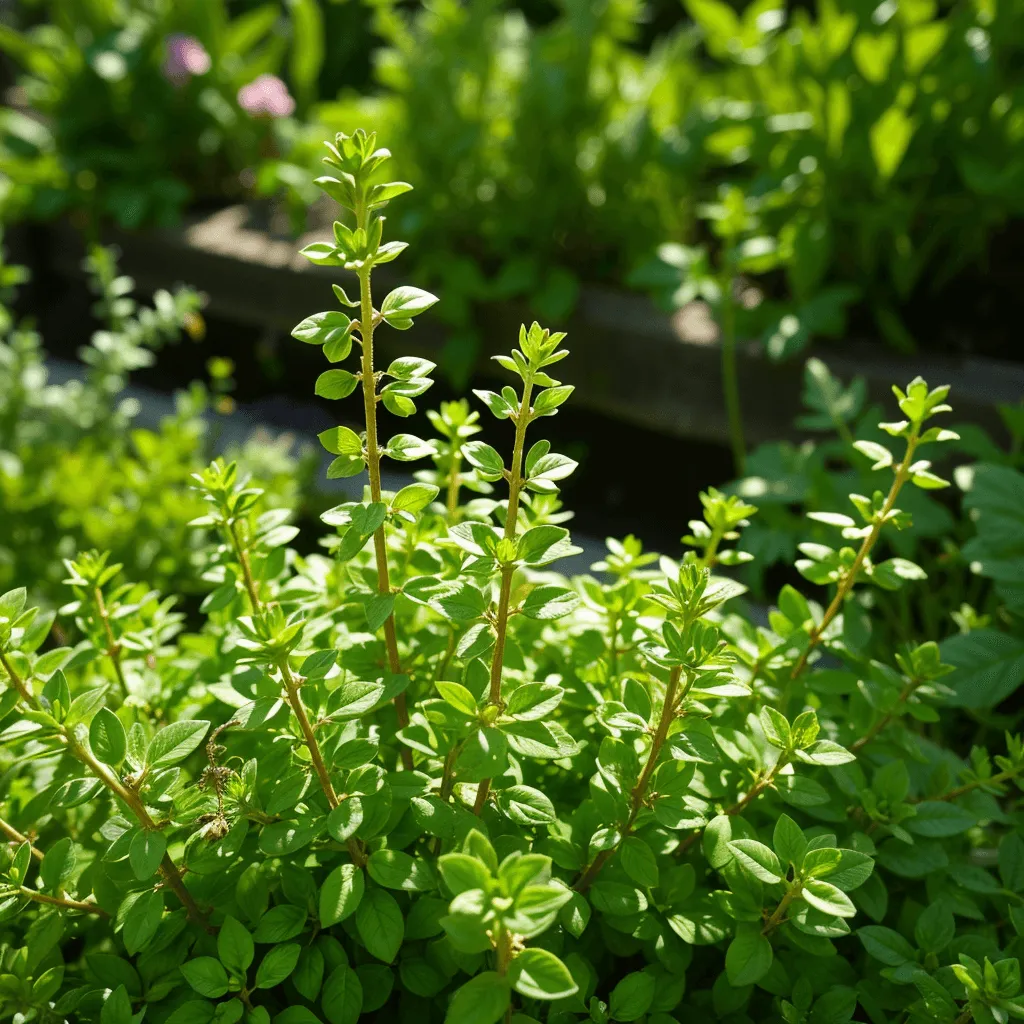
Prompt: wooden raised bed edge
<box><xmin>41</xmin><ymin>206</ymin><xmax>1024</xmax><ymax>447</ymax></box>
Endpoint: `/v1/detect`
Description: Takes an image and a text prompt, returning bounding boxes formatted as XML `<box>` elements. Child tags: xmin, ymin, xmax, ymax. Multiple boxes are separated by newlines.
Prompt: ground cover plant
<box><xmin>2</xmin><ymin>130</ymin><xmax>1024</xmax><ymax>1024</ymax></box>
<box><xmin>0</xmin><ymin>236</ymin><xmax>311</xmax><ymax>600</ymax></box>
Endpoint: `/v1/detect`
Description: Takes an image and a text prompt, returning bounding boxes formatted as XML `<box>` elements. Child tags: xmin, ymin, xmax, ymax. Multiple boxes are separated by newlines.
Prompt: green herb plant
<box><xmin>2</xmin><ymin>133</ymin><xmax>1024</xmax><ymax>1024</ymax></box>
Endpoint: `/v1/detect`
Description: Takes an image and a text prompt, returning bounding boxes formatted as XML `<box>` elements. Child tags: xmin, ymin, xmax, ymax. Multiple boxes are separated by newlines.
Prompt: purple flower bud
<box><xmin>237</xmin><ymin>74</ymin><xmax>296</xmax><ymax>118</ymax></box>
<box><xmin>162</xmin><ymin>34</ymin><xmax>211</xmax><ymax>86</ymax></box>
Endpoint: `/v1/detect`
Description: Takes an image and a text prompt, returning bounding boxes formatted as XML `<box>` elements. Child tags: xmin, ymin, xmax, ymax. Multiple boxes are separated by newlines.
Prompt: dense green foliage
<box><xmin>2</xmin><ymin>131</ymin><xmax>1024</xmax><ymax>1024</ymax></box>
<box><xmin>0</xmin><ymin>238</ymin><xmax>312</xmax><ymax>597</ymax></box>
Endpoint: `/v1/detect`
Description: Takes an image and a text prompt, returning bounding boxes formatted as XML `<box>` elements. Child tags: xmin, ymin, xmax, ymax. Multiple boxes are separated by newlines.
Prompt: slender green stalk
<box><xmin>762</xmin><ymin>887</ymin><xmax>799</xmax><ymax>935</ymax></box>
<box><xmin>494</xmin><ymin>923</ymin><xmax>514</xmax><ymax>1024</ymax></box>
<box><xmin>0</xmin><ymin>651</ymin><xmax>34</xmax><ymax>707</ymax></box>
<box><xmin>675</xmin><ymin>759</ymin><xmax>787</xmax><ymax>856</ymax></box>
<box><xmin>227</xmin><ymin>523</ymin><xmax>366</xmax><ymax>867</ymax></box>
<box><xmin>446</xmin><ymin>446</ymin><xmax>463</xmax><ymax>520</ymax></box>
<box><xmin>473</xmin><ymin>380</ymin><xmax>534</xmax><ymax>816</ymax></box>
<box><xmin>576</xmin><ymin>666</ymin><xmax>686</xmax><ymax>890</ymax></box>
<box><xmin>0</xmin><ymin>815</ymin><xmax>43</xmax><ymax>860</ymax></box>
<box><xmin>851</xmin><ymin>675</ymin><xmax>922</xmax><ymax>753</ymax></box>
<box><xmin>931</xmin><ymin>768</ymin><xmax>1022</xmax><ymax>803</ymax></box>
<box><xmin>354</xmin><ymin>198</ymin><xmax>412</xmax><ymax>770</ymax></box>
<box><xmin>93</xmin><ymin>585</ymin><xmax>128</xmax><ymax>700</ymax></box>
<box><xmin>790</xmin><ymin>430</ymin><xmax>920</xmax><ymax>680</ymax></box>
<box><xmin>18</xmin><ymin>886</ymin><xmax>108</xmax><ymax>916</ymax></box>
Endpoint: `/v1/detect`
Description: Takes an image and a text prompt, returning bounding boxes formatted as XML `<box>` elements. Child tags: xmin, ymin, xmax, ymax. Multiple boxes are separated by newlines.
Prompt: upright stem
<box><xmin>229</xmin><ymin>523</ymin><xmax>263</xmax><ymax>613</ymax></box>
<box><xmin>0</xmin><ymin>651</ymin><xmax>34</xmax><ymax>707</ymax></box>
<box><xmin>446</xmin><ymin>447</ymin><xmax>463</xmax><ymax>520</ymax></box>
<box><xmin>355</xmin><ymin>210</ymin><xmax>412</xmax><ymax>769</ymax></box>
<box><xmin>227</xmin><ymin>523</ymin><xmax>367</xmax><ymax>868</ymax></box>
<box><xmin>494</xmin><ymin>924</ymin><xmax>514</xmax><ymax>1024</ymax></box>
<box><xmin>93</xmin><ymin>586</ymin><xmax>128</xmax><ymax>700</ymax></box>
<box><xmin>720</xmin><ymin>282</ymin><xmax>745</xmax><ymax>477</ymax></box>
<box><xmin>608</xmin><ymin>611</ymin><xmax>620</xmax><ymax>683</ymax></box>
<box><xmin>576</xmin><ymin>666</ymin><xmax>685</xmax><ymax>891</ymax></box>
<box><xmin>0</xmin><ymin>816</ymin><xmax>43</xmax><ymax>860</ymax></box>
<box><xmin>473</xmin><ymin>380</ymin><xmax>534</xmax><ymax>816</ymax></box>
<box><xmin>675</xmin><ymin>759</ymin><xmax>786</xmax><ymax>856</ymax></box>
<box><xmin>790</xmin><ymin>432</ymin><xmax>919</xmax><ymax>681</ymax></box>
<box><xmin>699</xmin><ymin>524</ymin><xmax>725</xmax><ymax>571</ymax></box>
<box><xmin>850</xmin><ymin>676</ymin><xmax>921</xmax><ymax>753</ymax></box>
<box><xmin>762</xmin><ymin>886</ymin><xmax>799</xmax><ymax>935</ymax></box>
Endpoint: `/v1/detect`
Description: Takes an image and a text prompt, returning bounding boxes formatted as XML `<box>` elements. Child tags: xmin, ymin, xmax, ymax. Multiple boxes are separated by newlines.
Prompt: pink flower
<box><xmin>237</xmin><ymin>74</ymin><xmax>296</xmax><ymax>118</ymax></box>
<box><xmin>162</xmin><ymin>34</ymin><xmax>211</xmax><ymax>86</ymax></box>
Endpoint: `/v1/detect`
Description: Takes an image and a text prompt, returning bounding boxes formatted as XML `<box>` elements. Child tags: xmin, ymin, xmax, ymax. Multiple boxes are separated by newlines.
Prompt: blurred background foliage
<box><xmin>0</xmin><ymin>0</ymin><xmax>1022</xmax><ymax>377</ymax></box>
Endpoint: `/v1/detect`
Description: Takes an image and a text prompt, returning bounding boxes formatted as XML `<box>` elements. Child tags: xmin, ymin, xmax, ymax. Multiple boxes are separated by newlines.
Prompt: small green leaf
<box><xmin>146</xmin><ymin>720</ymin><xmax>209</xmax><ymax>769</ymax></box>
<box><xmin>291</xmin><ymin>311</ymin><xmax>353</xmax><ymax>349</ymax></box>
<box><xmin>255</xmin><ymin>944</ymin><xmax>301</xmax><ymax>989</ymax></box>
<box><xmin>355</xmin><ymin>888</ymin><xmax>404</xmax><ymax>963</ymax></box>
<box><xmin>129</xmin><ymin>830</ymin><xmax>166</xmax><ymax>881</ymax></box>
<box><xmin>725</xmin><ymin>923</ymin><xmax>774</xmax><ymax>986</ymax></box>
<box><xmin>321</xmin><ymin>964</ymin><xmax>363</xmax><ymax>1024</ymax></box>
<box><xmin>320</xmin><ymin>864</ymin><xmax>365</xmax><ymax>927</ymax></box>
<box><xmin>90</xmin><ymin>708</ymin><xmax>126</xmax><ymax>767</ymax></box>
<box><xmin>39</xmin><ymin>837</ymin><xmax>76</xmax><ymax>892</ymax></box>
<box><xmin>315</xmin><ymin>370</ymin><xmax>359</xmax><ymax>400</ymax></box>
<box><xmin>609</xmin><ymin>971</ymin><xmax>656</xmax><ymax>1021</ymax></box>
<box><xmin>380</xmin><ymin>286</ymin><xmax>438</xmax><ymax>325</ymax></box>
<box><xmin>507</xmin><ymin>948</ymin><xmax>577</xmax><ymax>1000</ymax></box>
<box><xmin>444</xmin><ymin>972</ymin><xmax>510</xmax><ymax>1024</ymax></box>
<box><xmin>218</xmin><ymin>916</ymin><xmax>255</xmax><ymax>976</ymax></box>
<box><xmin>180</xmin><ymin>958</ymin><xmax>229</xmax><ymax>999</ymax></box>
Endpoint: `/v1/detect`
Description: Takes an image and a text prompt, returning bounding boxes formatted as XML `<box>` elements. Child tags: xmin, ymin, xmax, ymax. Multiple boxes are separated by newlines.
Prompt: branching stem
<box><xmin>473</xmin><ymin>379</ymin><xmax>534</xmax><ymax>816</ymax></box>
<box><xmin>762</xmin><ymin>886</ymin><xmax>799</xmax><ymax>935</ymax></box>
<box><xmin>0</xmin><ymin>815</ymin><xmax>43</xmax><ymax>860</ymax></box>
<box><xmin>575</xmin><ymin>667</ymin><xmax>687</xmax><ymax>891</ymax></box>
<box><xmin>355</xmin><ymin>200</ymin><xmax>412</xmax><ymax>771</ymax></box>
<box><xmin>791</xmin><ymin>431</ymin><xmax>919</xmax><ymax>680</ymax></box>
<box><xmin>18</xmin><ymin>886</ymin><xmax>109</xmax><ymax>917</ymax></box>
<box><xmin>227</xmin><ymin>522</ymin><xmax>366</xmax><ymax>866</ymax></box>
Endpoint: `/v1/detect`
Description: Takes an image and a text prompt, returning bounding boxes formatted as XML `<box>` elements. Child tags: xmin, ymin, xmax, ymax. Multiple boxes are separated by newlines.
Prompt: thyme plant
<box><xmin>1</xmin><ymin>132</ymin><xmax>1024</xmax><ymax>1024</ymax></box>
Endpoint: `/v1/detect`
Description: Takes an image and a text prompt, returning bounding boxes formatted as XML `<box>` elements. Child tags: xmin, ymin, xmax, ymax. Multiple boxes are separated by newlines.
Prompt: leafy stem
<box><xmin>850</xmin><ymin>675</ymin><xmax>923</xmax><ymax>753</ymax></box>
<box><xmin>933</xmin><ymin>767</ymin><xmax>1023</xmax><ymax>803</ymax></box>
<box><xmin>791</xmin><ymin>429</ymin><xmax>920</xmax><ymax>680</ymax></box>
<box><xmin>4</xmin><ymin>634</ymin><xmax>204</xmax><ymax>922</ymax></box>
<box><xmin>226</xmin><ymin>522</ymin><xmax>365</xmax><ymax>866</ymax></box>
<box><xmin>63</xmin><ymin>730</ymin><xmax>207</xmax><ymax>927</ymax></box>
<box><xmin>93</xmin><ymin>585</ymin><xmax>128</xmax><ymax>700</ymax></box>
<box><xmin>356</xmin><ymin>240</ymin><xmax>411</xmax><ymax>769</ymax></box>
<box><xmin>473</xmin><ymin>378</ymin><xmax>535</xmax><ymax>816</ymax></box>
<box><xmin>0</xmin><ymin>815</ymin><xmax>43</xmax><ymax>860</ymax></box>
<box><xmin>676</xmin><ymin>758</ymin><xmax>788</xmax><ymax>856</ymax></box>
<box><xmin>17</xmin><ymin>886</ymin><xmax>108</xmax><ymax>917</ymax></box>
<box><xmin>576</xmin><ymin>666</ymin><xmax>687</xmax><ymax>891</ymax></box>
<box><xmin>762</xmin><ymin>885</ymin><xmax>799</xmax><ymax>935</ymax></box>
<box><xmin>0</xmin><ymin>650</ymin><xmax>34</xmax><ymax>707</ymax></box>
